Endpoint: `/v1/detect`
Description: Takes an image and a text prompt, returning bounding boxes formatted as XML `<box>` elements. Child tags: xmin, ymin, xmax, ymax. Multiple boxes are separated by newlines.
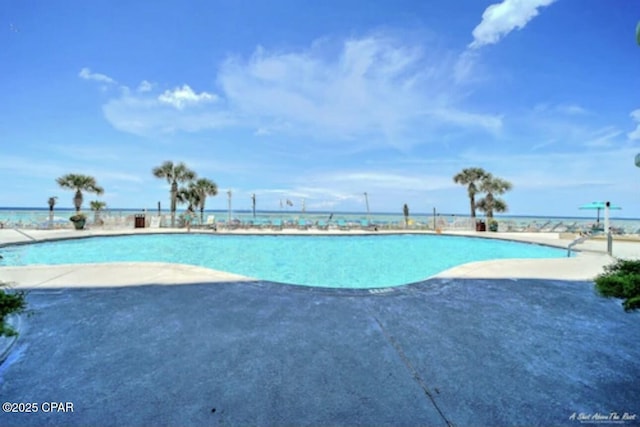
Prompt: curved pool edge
<box><xmin>0</xmin><ymin>262</ymin><xmax>258</xmax><ymax>289</ymax></box>
<box><xmin>430</xmin><ymin>252</ymin><xmax>614</xmax><ymax>281</ymax></box>
<box><xmin>2</xmin><ymin>228</ymin><xmax>637</xmax><ymax>290</ymax></box>
<box><xmin>0</xmin><ymin>249</ymin><xmax>615</xmax><ymax>292</ymax></box>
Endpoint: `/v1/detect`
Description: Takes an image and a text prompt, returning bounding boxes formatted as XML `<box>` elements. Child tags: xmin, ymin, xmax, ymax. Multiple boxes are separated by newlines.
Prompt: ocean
<box><xmin>1</xmin><ymin>207</ymin><xmax>639</xmax><ymax>234</ymax></box>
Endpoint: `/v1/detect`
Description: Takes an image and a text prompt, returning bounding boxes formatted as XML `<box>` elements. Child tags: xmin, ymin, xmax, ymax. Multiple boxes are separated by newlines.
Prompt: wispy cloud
<box><xmin>102</xmin><ymin>95</ymin><xmax>233</xmax><ymax>136</ymax></box>
<box><xmin>533</xmin><ymin>103</ymin><xmax>590</xmax><ymax>116</ymax></box>
<box><xmin>158</xmin><ymin>85</ymin><xmax>218</xmax><ymax>110</ymax></box>
<box><xmin>508</xmin><ymin>103</ymin><xmax>625</xmax><ymax>151</ymax></box>
<box><xmin>584</xmin><ymin>127</ymin><xmax>623</xmax><ymax>148</ymax></box>
<box><xmin>318</xmin><ymin>171</ymin><xmax>454</xmax><ymax>192</ymax></box>
<box><xmin>628</xmin><ymin>109</ymin><xmax>640</xmax><ymax>140</ymax></box>
<box><xmin>137</xmin><ymin>80</ymin><xmax>154</xmax><ymax>93</ymax></box>
<box><xmin>92</xmin><ymin>34</ymin><xmax>501</xmax><ymax>144</ymax></box>
<box><xmin>78</xmin><ymin>67</ymin><xmax>116</xmax><ymax>84</ymax></box>
<box><xmin>469</xmin><ymin>0</ymin><xmax>557</xmax><ymax>49</ymax></box>
<box><xmin>217</xmin><ymin>36</ymin><xmax>482</xmax><ymax>145</ymax></box>
<box><xmin>555</xmin><ymin>104</ymin><xmax>589</xmax><ymax>116</ymax></box>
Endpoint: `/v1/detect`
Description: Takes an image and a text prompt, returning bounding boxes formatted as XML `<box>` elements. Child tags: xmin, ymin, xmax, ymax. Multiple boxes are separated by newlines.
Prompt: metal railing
<box><xmin>567</xmin><ymin>233</ymin><xmax>593</xmax><ymax>257</ymax></box>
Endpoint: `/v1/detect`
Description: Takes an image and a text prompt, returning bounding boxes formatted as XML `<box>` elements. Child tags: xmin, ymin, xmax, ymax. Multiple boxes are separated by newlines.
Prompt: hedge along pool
<box><xmin>0</xmin><ymin>234</ymin><xmax>569</xmax><ymax>288</ymax></box>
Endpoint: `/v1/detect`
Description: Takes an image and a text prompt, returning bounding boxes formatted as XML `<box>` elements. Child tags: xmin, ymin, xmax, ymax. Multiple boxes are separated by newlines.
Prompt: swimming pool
<box><xmin>0</xmin><ymin>234</ymin><xmax>569</xmax><ymax>288</ymax></box>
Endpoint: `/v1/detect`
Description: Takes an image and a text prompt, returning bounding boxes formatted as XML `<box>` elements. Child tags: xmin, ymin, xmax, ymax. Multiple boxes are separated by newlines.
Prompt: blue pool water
<box><xmin>0</xmin><ymin>234</ymin><xmax>568</xmax><ymax>288</ymax></box>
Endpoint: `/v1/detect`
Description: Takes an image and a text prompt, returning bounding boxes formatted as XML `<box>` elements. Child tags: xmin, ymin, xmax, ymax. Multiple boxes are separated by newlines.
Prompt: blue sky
<box><xmin>1</xmin><ymin>0</ymin><xmax>639</xmax><ymax>217</ymax></box>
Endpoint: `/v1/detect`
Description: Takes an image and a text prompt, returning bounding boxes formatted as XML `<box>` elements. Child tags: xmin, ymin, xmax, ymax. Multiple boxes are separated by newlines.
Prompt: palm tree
<box><xmin>190</xmin><ymin>178</ymin><xmax>218</xmax><ymax>224</ymax></box>
<box><xmin>47</xmin><ymin>196</ymin><xmax>57</xmax><ymax>223</ymax></box>
<box><xmin>89</xmin><ymin>200</ymin><xmax>107</xmax><ymax>225</ymax></box>
<box><xmin>176</xmin><ymin>187</ymin><xmax>201</xmax><ymax>229</ymax></box>
<box><xmin>403</xmin><ymin>203</ymin><xmax>409</xmax><ymax>228</ymax></box>
<box><xmin>152</xmin><ymin>161</ymin><xmax>197</xmax><ymax>227</ymax></box>
<box><xmin>453</xmin><ymin>167</ymin><xmax>489</xmax><ymax>219</ymax></box>
<box><xmin>475</xmin><ymin>174</ymin><xmax>513</xmax><ymax>219</ymax></box>
<box><xmin>176</xmin><ymin>186</ymin><xmax>201</xmax><ymax>211</ymax></box>
<box><xmin>56</xmin><ymin>174</ymin><xmax>104</xmax><ymax>213</ymax></box>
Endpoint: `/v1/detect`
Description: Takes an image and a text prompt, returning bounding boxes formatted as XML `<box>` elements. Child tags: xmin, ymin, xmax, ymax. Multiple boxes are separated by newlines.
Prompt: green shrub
<box><xmin>602</xmin><ymin>258</ymin><xmax>640</xmax><ymax>275</ymax></box>
<box><xmin>0</xmin><ymin>285</ymin><xmax>27</xmax><ymax>337</ymax></box>
<box><xmin>595</xmin><ymin>259</ymin><xmax>640</xmax><ymax>312</ymax></box>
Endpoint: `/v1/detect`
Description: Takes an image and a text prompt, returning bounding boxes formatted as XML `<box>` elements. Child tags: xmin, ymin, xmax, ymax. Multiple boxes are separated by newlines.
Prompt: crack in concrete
<box><xmin>373</xmin><ymin>315</ymin><xmax>454</xmax><ymax>427</ymax></box>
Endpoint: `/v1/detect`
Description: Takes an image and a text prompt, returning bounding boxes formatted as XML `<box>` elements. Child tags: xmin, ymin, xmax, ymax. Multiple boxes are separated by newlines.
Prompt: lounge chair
<box><xmin>149</xmin><ymin>216</ymin><xmax>161</xmax><ymax>229</ymax></box>
<box><xmin>254</xmin><ymin>219</ymin><xmax>270</xmax><ymax>229</ymax></box>
<box><xmin>359</xmin><ymin>219</ymin><xmax>378</xmax><ymax>231</ymax></box>
<box><xmin>337</xmin><ymin>219</ymin><xmax>350</xmax><ymax>231</ymax></box>
<box><xmin>316</xmin><ymin>220</ymin><xmax>329</xmax><ymax>231</ymax></box>
<box><xmin>229</xmin><ymin>219</ymin><xmax>242</xmax><ymax>229</ymax></box>
<box><xmin>271</xmin><ymin>219</ymin><xmax>283</xmax><ymax>230</ymax></box>
<box><xmin>204</xmin><ymin>215</ymin><xmax>217</xmax><ymax>231</ymax></box>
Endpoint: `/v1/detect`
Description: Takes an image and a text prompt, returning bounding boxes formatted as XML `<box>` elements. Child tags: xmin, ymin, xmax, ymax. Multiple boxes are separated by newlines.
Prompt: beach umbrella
<box><xmin>579</xmin><ymin>201</ymin><xmax>621</xmax><ymax>223</ymax></box>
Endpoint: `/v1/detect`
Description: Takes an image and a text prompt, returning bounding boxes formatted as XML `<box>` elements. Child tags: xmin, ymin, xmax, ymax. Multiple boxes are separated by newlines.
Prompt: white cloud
<box><xmin>217</xmin><ymin>35</ymin><xmax>500</xmax><ymax>145</ymax></box>
<box><xmin>469</xmin><ymin>0</ymin><xmax>557</xmax><ymax>49</ymax></box>
<box><xmin>78</xmin><ymin>67</ymin><xmax>116</xmax><ymax>84</ymax></box>
<box><xmin>157</xmin><ymin>85</ymin><xmax>217</xmax><ymax>110</ymax></box>
<box><xmin>555</xmin><ymin>104</ymin><xmax>589</xmax><ymax>115</ymax></box>
<box><xmin>98</xmin><ymin>34</ymin><xmax>501</xmax><ymax>142</ymax></box>
<box><xmin>426</xmin><ymin>108</ymin><xmax>502</xmax><ymax>134</ymax></box>
<box><xmin>628</xmin><ymin>109</ymin><xmax>640</xmax><ymax>140</ymax></box>
<box><xmin>103</xmin><ymin>94</ymin><xmax>233</xmax><ymax>136</ymax></box>
<box><xmin>454</xmin><ymin>50</ymin><xmax>480</xmax><ymax>84</ymax></box>
<box><xmin>137</xmin><ymin>80</ymin><xmax>154</xmax><ymax>93</ymax></box>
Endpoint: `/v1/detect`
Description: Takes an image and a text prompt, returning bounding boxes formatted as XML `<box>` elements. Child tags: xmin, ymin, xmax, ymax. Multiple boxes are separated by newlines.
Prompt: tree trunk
<box><xmin>469</xmin><ymin>194</ymin><xmax>476</xmax><ymax>219</ymax></box>
<box><xmin>74</xmin><ymin>190</ymin><xmax>83</xmax><ymax>212</ymax></box>
<box><xmin>170</xmin><ymin>182</ymin><xmax>177</xmax><ymax>227</ymax></box>
<box><xmin>487</xmin><ymin>194</ymin><xmax>494</xmax><ymax>219</ymax></box>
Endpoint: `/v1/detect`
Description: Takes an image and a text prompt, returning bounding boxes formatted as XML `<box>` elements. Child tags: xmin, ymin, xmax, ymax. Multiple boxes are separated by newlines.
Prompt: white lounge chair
<box><xmin>205</xmin><ymin>215</ymin><xmax>217</xmax><ymax>231</ymax></box>
<box><xmin>149</xmin><ymin>216</ymin><xmax>161</xmax><ymax>228</ymax></box>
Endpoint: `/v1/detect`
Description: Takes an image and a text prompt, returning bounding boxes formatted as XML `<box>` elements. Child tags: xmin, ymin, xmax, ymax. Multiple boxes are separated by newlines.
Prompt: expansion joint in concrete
<box><xmin>373</xmin><ymin>315</ymin><xmax>454</xmax><ymax>427</ymax></box>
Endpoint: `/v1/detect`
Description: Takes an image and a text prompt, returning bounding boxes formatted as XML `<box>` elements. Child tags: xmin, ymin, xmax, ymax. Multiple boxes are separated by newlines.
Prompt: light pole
<box><xmin>251</xmin><ymin>193</ymin><xmax>256</xmax><ymax>218</ymax></box>
<box><xmin>364</xmin><ymin>192</ymin><xmax>370</xmax><ymax>221</ymax></box>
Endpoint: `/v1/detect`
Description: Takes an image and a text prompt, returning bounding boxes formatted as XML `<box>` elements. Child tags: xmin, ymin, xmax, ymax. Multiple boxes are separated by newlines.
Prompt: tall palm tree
<box><xmin>152</xmin><ymin>161</ymin><xmax>197</xmax><ymax>227</ymax></box>
<box><xmin>475</xmin><ymin>174</ymin><xmax>513</xmax><ymax>219</ymax></box>
<box><xmin>89</xmin><ymin>200</ymin><xmax>107</xmax><ymax>225</ymax></box>
<box><xmin>190</xmin><ymin>178</ymin><xmax>218</xmax><ymax>224</ymax></box>
<box><xmin>56</xmin><ymin>174</ymin><xmax>104</xmax><ymax>213</ymax></box>
<box><xmin>453</xmin><ymin>167</ymin><xmax>489</xmax><ymax>219</ymax></box>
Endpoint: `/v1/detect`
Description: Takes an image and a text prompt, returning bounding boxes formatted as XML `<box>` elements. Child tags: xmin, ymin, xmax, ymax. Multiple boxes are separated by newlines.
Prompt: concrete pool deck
<box><xmin>1</xmin><ymin>228</ymin><xmax>639</xmax><ymax>426</ymax></box>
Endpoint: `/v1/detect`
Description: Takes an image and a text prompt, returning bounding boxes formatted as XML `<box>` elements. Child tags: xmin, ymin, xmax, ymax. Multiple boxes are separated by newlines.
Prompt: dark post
<box><xmin>432</xmin><ymin>207</ymin><xmax>436</xmax><ymax>230</ymax></box>
<box><xmin>252</xmin><ymin>193</ymin><xmax>256</xmax><ymax>218</ymax></box>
